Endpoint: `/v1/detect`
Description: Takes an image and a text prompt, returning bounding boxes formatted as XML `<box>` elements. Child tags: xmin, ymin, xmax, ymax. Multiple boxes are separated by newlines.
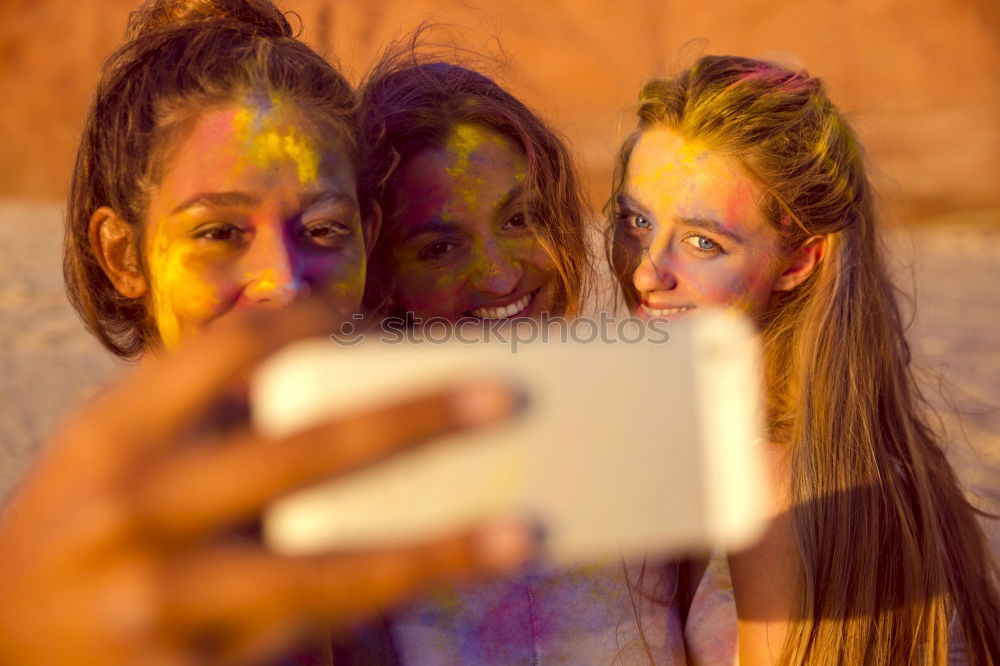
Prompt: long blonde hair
<box><xmin>609</xmin><ymin>55</ymin><xmax>999</xmax><ymax>664</ymax></box>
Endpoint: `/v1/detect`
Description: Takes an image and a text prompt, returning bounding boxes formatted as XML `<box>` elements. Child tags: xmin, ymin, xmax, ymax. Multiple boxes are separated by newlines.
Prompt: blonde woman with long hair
<box><xmin>608</xmin><ymin>55</ymin><xmax>999</xmax><ymax>664</ymax></box>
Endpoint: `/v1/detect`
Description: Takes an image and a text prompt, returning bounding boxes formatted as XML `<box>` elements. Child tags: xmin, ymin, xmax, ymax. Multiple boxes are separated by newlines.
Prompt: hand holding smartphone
<box><xmin>254</xmin><ymin>311</ymin><xmax>768</xmax><ymax>563</ymax></box>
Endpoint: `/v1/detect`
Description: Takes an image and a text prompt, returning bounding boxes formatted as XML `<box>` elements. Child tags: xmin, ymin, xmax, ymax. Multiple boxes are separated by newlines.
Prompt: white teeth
<box><xmin>640</xmin><ymin>304</ymin><xmax>694</xmax><ymax>317</ymax></box>
<box><xmin>470</xmin><ymin>292</ymin><xmax>533</xmax><ymax>319</ymax></box>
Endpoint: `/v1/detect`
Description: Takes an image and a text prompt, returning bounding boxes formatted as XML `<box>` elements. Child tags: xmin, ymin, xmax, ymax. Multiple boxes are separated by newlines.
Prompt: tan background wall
<box><xmin>1</xmin><ymin>0</ymin><xmax>998</xmax><ymax>216</ymax></box>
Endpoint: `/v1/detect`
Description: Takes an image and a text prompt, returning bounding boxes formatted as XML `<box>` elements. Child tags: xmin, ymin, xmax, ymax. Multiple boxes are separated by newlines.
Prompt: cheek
<box><xmin>518</xmin><ymin>236</ymin><xmax>557</xmax><ymax>274</ymax></box>
<box><xmin>389</xmin><ymin>253</ymin><xmax>463</xmax><ymax>314</ymax></box>
<box><xmin>686</xmin><ymin>254</ymin><xmax>778</xmax><ymax>312</ymax></box>
<box><xmin>466</xmin><ymin>236</ymin><xmax>539</xmax><ymax>282</ymax></box>
<box><xmin>307</xmin><ymin>238</ymin><xmax>368</xmax><ymax>306</ymax></box>
<box><xmin>146</xmin><ymin>239</ymin><xmax>231</xmax><ymax>347</ymax></box>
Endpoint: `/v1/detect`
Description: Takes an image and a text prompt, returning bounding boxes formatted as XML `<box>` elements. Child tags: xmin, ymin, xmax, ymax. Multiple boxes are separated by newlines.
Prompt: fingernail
<box><xmin>474</xmin><ymin>517</ymin><xmax>538</xmax><ymax>571</ymax></box>
<box><xmin>452</xmin><ymin>380</ymin><xmax>528</xmax><ymax>427</ymax></box>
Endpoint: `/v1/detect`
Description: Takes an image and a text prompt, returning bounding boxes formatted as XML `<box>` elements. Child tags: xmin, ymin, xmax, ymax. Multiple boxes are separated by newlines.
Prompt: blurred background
<box><xmin>0</xmin><ymin>0</ymin><xmax>998</xmax><ymax>550</ymax></box>
<box><xmin>0</xmin><ymin>0</ymin><xmax>1000</xmax><ymax>210</ymax></box>
<box><xmin>1</xmin><ymin>0</ymin><xmax>998</xmax><ymax>211</ymax></box>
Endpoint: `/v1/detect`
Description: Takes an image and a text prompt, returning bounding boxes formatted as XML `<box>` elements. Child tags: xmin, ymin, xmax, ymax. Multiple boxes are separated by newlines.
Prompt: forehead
<box><xmin>396</xmin><ymin>122</ymin><xmax>526</xmax><ymax>218</ymax></box>
<box><xmin>160</xmin><ymin>101</ymin><xmax>357</xmax><ymax>195</ymax></box>
<box><xmin>627</xmin><ymin>128</ymin><xmax>765</xmax><ymax>228</ymax></box>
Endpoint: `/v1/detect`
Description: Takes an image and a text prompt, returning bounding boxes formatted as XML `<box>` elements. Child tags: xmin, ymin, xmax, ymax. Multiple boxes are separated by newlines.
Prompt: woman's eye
<box><xmin>618</xmin><ymin>213</ymin><xmax>652</xmax><ymax>236</ymax></box>
<box><xmin>302</xmin><ymin>221</ymin><xmax>350</xmax><ymax>245</ymax></box>
<box><xmin>505</xmin><ymin>213</ymin><xmax>528</xmax><ymax>229</ymax></box>
<box><xmin>418</xmin><ymin>241</ymin><xmax>457</xmax><ymax>261</ymax></box>
<box><xmin>684</xmin><ymin>235</ymin><xmax>722</xmax><ymax>253</ymax></box>
<box><xmin>196</xmin><ymin>224</ymin><xmax>244</xmax><ymax>241</ymax></box>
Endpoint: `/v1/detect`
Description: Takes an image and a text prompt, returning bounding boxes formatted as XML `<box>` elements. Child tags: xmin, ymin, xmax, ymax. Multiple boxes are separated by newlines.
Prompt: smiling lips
<box><xmin>640</xmin><ymin>303</ymin><xmax>695</xmax><ymax>317</ymax></box>
<box><xmin>466</xmin><ymin>289</ymin><xmax>537</xmax><ymax>320</ymax></box>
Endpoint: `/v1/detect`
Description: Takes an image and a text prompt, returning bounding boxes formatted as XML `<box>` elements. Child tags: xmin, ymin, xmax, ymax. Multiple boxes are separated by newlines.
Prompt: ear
<box><xmin>363</xmin><ymin>201</ymin><xmax>382</xmax><ymax>257</ymax></box>
<box><xmin>772</xmin><ymin>235</ymin><xmax>826</xmax><ymax>292</ymax></box>
<box><xmin>89</xmin><ymin>206</ymin><xmax>148</xmax><ymax>298</ymax></box>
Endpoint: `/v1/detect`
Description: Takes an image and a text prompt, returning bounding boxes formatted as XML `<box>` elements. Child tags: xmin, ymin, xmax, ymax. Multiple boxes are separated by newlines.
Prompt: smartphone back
<box><xmin>253</xmin><ymin>312</ymin><xmax>767</xmax><ymax>563</ymax></box>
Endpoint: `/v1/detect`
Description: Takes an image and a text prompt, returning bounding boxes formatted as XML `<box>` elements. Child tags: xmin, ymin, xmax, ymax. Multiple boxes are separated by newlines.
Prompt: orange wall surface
<box><xmin>1</xmin><ymin>0</ymin><xmax>997</xmax><ymax>216</ymax></box>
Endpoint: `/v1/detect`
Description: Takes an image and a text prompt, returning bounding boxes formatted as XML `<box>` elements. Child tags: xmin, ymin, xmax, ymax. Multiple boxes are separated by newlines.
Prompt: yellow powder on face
<box><xmin>254</xmin><ymin>267</ymin><xmax>279</xmax><ymax>294</ymax></box>
<box><xmin>491</xmin><ymin>128</ymin><xmax>527</xmax><ymax>185</ymax></box>
<box><xmin>444</xmin><ymin>123</ymin><xmax>488</xmax><ymax>178</ymax></box>
<box><xmin>677</xmin><ymin>139</ymin><xmax>708</xmax><ymax>166</ymax></box>
<box><xmin>232</xmin><ymin>102</ymin><xmax>320</xmax><ymax>185</ymax></box>
<box><xmin>324</xmin><ymin>263</ymin><xmax>366</xmax><ymax>303</ymax></box>
<box><xmin>443</xmin><ymin>124</ymin><xmax>493</xmax><ymax>207</ymax></box>
<box><xmin>628</xmin><ymin>132</ymin><xmax>716</xmax><ymax>212</ymax></box>
<box><xmin>147</xmin><ymin>231</ymin><xmax>221</xmax><ymax>349</ymax></box>
<box><xmin>456</xmin><ymin>176</ymin><xmax>487</xmax><ymax>208</ymax></box>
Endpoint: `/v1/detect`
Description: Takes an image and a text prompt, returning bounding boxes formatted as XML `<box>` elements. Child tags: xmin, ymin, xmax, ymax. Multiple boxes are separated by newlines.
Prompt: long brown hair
<box><xmin>63</xmin><ymin>0</ymin><xmax>362</xmax><ymax>358</ymax></box>
<box><xmin>608</xmin><ymin>55</ymin><xmax>999</xmax><ymax>664</ymax></box>
<box><xmin>358</xmin><ymin>43</ymin><xmax>590</xmax><ymax>317</ymax></box>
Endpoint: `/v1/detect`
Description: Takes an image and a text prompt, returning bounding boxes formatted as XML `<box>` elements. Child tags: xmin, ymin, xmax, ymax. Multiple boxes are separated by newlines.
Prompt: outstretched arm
<box><xmin>0</xmin><ymin>300</ymin><xmax>535</xmax><ymax>666</ymax></box>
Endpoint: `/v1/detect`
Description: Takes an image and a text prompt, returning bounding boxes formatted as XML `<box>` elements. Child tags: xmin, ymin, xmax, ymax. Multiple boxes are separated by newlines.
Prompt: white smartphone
<box><xmin>253</xmin><ymin>311</ymin><xmax>767</xmax><ymax>564</ymax></box>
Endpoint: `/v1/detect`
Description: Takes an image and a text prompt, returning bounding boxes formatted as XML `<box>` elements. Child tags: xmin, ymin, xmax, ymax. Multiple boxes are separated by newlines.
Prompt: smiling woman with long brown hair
<box><xmin>359</xmin><ymin>50</ymin><xmax>592</xmax><ymax>323</ymax></box>
<box><xmin>609</xmin><ymin>55</ymin><xmax>999</xmax><ymax>664</ymax></box>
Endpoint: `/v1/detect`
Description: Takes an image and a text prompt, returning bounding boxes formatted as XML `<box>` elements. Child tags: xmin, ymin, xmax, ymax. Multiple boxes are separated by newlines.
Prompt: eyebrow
<box><xmin>301</xmin><ymin>190</ymin><xmax>359</xmax><ymax>212</ymax></box>
<box><xmin>618</xmin><ymin>194</ymin><xmax>747</xmax><ymax>244</ymax></box>
<box><xmin>171</xmin><ymin>191</ymin><xmax>258</xmax><ymax>215</ymax></box>
<box><xmin>617</xmin><ymin>194</ymin><xmax>651</xmax><ymax>216</ymax></box>
<box><xmin>678</xmin><ymin>217</ymin><xmax>747</xmax><ymax>244</ymax></box>
<box><xmin>170</xmin><ymin>189</ymin><xmax>358</xmax><ymax>216</ymax></box>
<box><xmin>400</xmin><ymin>217</ymin><xmax>462</xmax><ymax>243</ymax></box>
<box><xmin>494</xmin><ymin>182</ymin><xmax>527</xmax><ymax>213</ymax></box>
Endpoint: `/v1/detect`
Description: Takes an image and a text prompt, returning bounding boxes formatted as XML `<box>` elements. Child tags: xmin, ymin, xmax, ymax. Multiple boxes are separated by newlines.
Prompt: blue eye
<box><xmin>684</xmin><ymin>235</ymin><xmax>721</xmax><ymax>253</ymax></box>
<box><xmin>633</xmin><ymin>215</ymin><xmax>652</xmax><ymax>230</ymax></box>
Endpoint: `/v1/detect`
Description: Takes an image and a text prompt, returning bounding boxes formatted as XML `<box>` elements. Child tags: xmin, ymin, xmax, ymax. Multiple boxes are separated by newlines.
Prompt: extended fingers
<box><xmin>163</xmin><ymin>522</ymin><xmax>534</xmax><ymax>663</ymax></box>
<box><xmin>76</xmin><ymin>299</ymin><xmax>346</xmax><ymax>466</ymax></box>
<box><xmin>134</xmin><ymin>380</ymin><xmax>522</xmax><ymax>539</ymax></box>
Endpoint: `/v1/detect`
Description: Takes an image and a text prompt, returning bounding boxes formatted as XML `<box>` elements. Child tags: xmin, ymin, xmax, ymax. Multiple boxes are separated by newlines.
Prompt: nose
<box><xmin>632</xmin><ymin>242</ymin><xmax>677</xmax><ymax>293</ymax></box>
<box><xmin>242</xmin><ymin>228</ymin><xmax>308</xmax><ymax>307</ymax></box>
<box><xmin>469</xmin><ymin>239</ymin><xmax>523</xmax><ymax>296</ymax></box>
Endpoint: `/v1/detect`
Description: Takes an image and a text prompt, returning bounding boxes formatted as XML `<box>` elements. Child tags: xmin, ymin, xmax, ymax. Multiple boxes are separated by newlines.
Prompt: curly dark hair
<box><xmin>358</xmin><ymin>44</ymin><xmax>591</xmax><ymax>317</ymax></box>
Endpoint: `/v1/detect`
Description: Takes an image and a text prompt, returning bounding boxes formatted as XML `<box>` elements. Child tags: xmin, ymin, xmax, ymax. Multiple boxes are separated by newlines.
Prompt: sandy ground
<box><xmin>1</xmin><ymin>199</ymin><xmax>997</xmax><ymax>556</ymax></box>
